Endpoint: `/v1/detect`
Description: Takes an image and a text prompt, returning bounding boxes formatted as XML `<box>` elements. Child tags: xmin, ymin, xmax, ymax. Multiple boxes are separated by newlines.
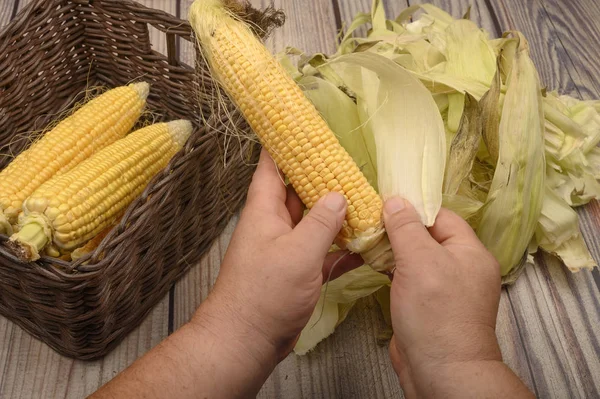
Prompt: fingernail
<box><xmin>323</xmin><ymin>192</ymin><xmax>347</xmax><ymax>212</ymax></box>
<box><xmin>384</xmin><ymin>197</ymin><xmax>406</xmax><ymax>216</ymax></box>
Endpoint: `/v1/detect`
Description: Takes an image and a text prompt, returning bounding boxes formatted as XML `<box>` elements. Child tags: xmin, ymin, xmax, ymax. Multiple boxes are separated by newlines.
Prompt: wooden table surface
<box><xmin>1</xmin><ymin>0</ymin><xmax>600</xmax><ymax>398</ymax></box>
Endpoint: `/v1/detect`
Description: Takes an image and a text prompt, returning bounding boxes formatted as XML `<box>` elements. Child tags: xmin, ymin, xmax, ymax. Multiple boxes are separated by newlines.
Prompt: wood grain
<box><xmin>260</xmin><ymin>297</ymin><xmax>402</xmax><ymax>399</ymax></box>
<box><xmin>0</xmin><ymin>296</ymin><xmax>169</xmax><ymax>399</ymax></box>
<box><xmin>495</xmin><ymin>289</ymin><xmax>537</xmax><ymax>392</ymax></box>
<box><xmin>335</xmin><ymin>0</ymin><xmax>410</xmax><ymax>39</ymax></box>
<box><xmin>503</xmin><ymin>259</ymin><xmax>600</xmax><ymax>398</ymax></box>
<box><xmin>539</xmin><ymin>0</ymin><xmax>600</xmax><ymax>100</ymax></box>
<box><xmin>145</xmin><ymin>0</ymin><xmax>178</xmax><ymax>56</ymax></box>
<box><xmin>0</xmin><ymin>0</ymin><xmax>14</xmax><ymax>25</ymax></box>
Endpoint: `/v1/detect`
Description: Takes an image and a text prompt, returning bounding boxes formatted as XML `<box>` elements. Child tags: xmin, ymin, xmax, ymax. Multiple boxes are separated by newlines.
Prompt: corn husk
<box><xmin>329</xmin><ymin>52</ymin><xmax>446</xmax><ymax>226</ymax></box>
<box><xmin>476</xmin><ymin>33</ymin><xmax>546</xmax><ymax>276</ymax></box>
<box><xmin>443</xmin><ymin>93</ymin><xmax>482</xmax><ymax>195</ymax></box>
<box><xmin>286</xmin><ymin>0</ymin><xmax>600</xmax><ymax>355</ymax></box>
<box><xmin>480</xmin><ymin>66</ymin><xmax>502</xmax><ymax>164</ymax></box>
<box><xmin>536</xmin><ymin>188</ymin><xmax>596</xmax><ymax>271</ymax></box>
<box><xmin>294</xmin><ymin>265</ymin><xmax>390</xmax><ymax>355</ymax></box>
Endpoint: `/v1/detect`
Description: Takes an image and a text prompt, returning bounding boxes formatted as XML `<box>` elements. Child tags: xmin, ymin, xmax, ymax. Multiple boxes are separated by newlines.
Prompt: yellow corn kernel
<box><xmin>8</xmin><ymin>120</ymin><xmax>192</xmax><ymax>262</ymax></box>
<box><xmin>70</xmin><ymin>220</ymin><xmax>118</xmax><ymax>261</ymax></box>
<box><xmin>0</xmin><ymin>82</ymin><xmax>150</xmax><ymax>235</ymax></box>
<box><xmin>190</xmin><ymin>0</ymin><xmax>384</xmax><ymax>253</ymax></box>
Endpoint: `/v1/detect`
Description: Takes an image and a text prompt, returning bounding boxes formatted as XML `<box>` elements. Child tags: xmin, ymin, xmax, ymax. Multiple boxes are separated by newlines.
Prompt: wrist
<box><xmin>190</xmin><ymin>292</ymin><xmax>281</xmax><ymax>372</ymax></box>
<box><xmin>394</xmin><ymin>326</ymin><xmax>503</xmax><ymax>395</ymax></box>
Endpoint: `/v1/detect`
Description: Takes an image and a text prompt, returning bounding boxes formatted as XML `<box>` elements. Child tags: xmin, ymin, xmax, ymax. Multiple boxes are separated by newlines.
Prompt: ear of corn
<box><xmin>189</xmin><ymin>0</ymin><xmax>386</xmax><ymax>258</ymax></box>
<box><xmin>0</xmin><ymin>82</ymin><xmax>150</xmax><ymax>235</ymax></box>
<box><xmin>8</xmin><ymin>120</ymin><xmax>192</xmax><ymax>261</ymax></box>
<box><xmin>299</xmin><ymin>75</ymin><xmax>378</xmax><ymax>191</ymax></box>
<box><xmin>70</xmin><ymin>222</ymin><xmax>117</xmax><ymax>261</ymax></box>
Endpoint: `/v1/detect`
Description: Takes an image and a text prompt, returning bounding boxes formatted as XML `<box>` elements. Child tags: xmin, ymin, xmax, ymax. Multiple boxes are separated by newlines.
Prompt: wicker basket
<box><xmin>0</xmin><ymin>0</ymin><xmax>262</xmax><ymax>360</ymax></box>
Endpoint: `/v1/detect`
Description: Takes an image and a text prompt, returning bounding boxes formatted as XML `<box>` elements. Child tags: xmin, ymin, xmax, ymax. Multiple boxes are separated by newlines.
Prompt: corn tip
<box><xmin>129</xmin><ymin>82</ymin><xmax>150</xmax><ymax>101</ymax></box>
<box><xmin>189</xmin><ymin>0</ymin><xmax>230</xmax><ymax>42</ymax></box>
<box><xmin>167</xmin><ymin>120</ymin><xmax>193</xmax><ymax>148</ymax></box>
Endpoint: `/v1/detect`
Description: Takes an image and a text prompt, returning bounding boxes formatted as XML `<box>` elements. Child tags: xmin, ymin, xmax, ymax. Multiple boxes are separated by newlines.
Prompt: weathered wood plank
<box><xmin>580</xmin><ymin>201</ymin><xmax>600</xmax><ymax>290</ymax></box>
<box><xmin>172</xmin><ymin>217</ymin><xmax>237</xmax><ymax>328</ymax></box>
<box><xmin>336</xmin><ymin>0</ymin><xmax>410</xmax><ymax>39</ymax></box>
<box><xmin>538</xmin><ymin>256</ymin><xmax>600</xmax><ymax>396</ymax></box>
<box><xmin>505</xmin><ymin>260</ymin><xmax>594</xmax><ymax>398</ymax></box>
<box><xmin>144</xmin><ymin>0</ymin><xmax>178</xmax><ymax>56</ymax></box>
<box><xmin>0</xmin><ymin>0</ymin><xmax>14</xmax><ymax>26</ymax></box>
<box><xmin>260</xmin><ymin>297</ymin><xmax>402</xmax><ymax>399</ymax></box>
<box><xmin>539</xmin><ymin>0</ymin><xmax>600</xmax><ymax>100</ymax></box>
<box><xmin>16</xmin><ymin>0</ymin><xmax>29</xmax><ymax>11</ymax></box>
<box><xmin>0</xmin><ymin>296</ymin><xmax>169</xmax><ymax>399</ymax></box>
<box><xmin>495</xmin><ymin>289</ymin><xmax>537</xmax><ymax>393</ymax></box>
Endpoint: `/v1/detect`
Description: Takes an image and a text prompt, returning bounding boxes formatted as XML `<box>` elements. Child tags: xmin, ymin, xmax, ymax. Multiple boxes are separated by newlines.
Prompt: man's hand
<box><xmin>198</xmin><ymin>149</ymin><xmax>363</xmax><ymax>360</ymax></box>
<box><xmin>384</xmin><ymin>197</ymin><xmax>534</xmax><ymax>398</ymax></box>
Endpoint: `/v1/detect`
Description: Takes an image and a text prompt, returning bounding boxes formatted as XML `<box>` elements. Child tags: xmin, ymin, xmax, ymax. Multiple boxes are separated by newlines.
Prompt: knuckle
<box><xmin>387</xmin><ymin>217</ymin><xmax>426</xmax><ymax>236</ymax></box>
<box><xmin>308</xmin><ymin>209</ymin><xmax>337</xmax><ymax>234</ymax></box>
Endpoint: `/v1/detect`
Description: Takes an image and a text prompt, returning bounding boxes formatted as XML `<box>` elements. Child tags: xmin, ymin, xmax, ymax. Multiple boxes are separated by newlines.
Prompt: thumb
<box><xmin>289</xmin><ymin>192</ymin><xmax>347</xmax><ymax>255</ymax></box>
<box><xmin>383</xmin><ymin>197</ymin><xmax>438</xmax><ymax>264</ymax></box>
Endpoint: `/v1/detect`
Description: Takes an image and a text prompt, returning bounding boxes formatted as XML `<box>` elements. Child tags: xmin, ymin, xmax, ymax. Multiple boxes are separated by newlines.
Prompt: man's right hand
<box><xmin>383</xmin><ymin>197</ymin><xmax>534</xmax><ymax>399</ymax></box>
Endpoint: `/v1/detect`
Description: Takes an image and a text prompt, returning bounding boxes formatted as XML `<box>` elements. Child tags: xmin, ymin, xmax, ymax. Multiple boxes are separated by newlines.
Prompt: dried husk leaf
<box><xmin>330</xmin><ymin>52</ymin><xmax>446</xmax><ymax>226</ymax></box>
<box><xmin>480</xmin><ymin>64</ymin><xmax>502</xmax><ymax>165</ymax></box>
<box><xmin>476</xmin><ymin>33</ymin><xmax>546</xmax><ymax>276</ymax></box>
<box><xmin>443</xmin><ymin>93</ymin><xmax>482</xmax><ymax>195</ymax></box>
<box><xmin>443</xmin><ymin>19</ymin><xmax>496</xmax><ymax>132</ymax></box>
<box><xmin>536</xmin><ymin>188</ymin><xmax>597</xmax><ymax>271</ymax></box>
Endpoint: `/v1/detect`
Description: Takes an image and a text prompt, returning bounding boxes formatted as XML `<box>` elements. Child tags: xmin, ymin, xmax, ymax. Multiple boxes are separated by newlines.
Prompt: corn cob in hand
<box><xmin>8</xmin><ymin>120</ymin><xmax>192</xmax><ymax>261</ymax></box>
<box><xmin>0</xmin><ymin>82</ymin><xmax>150</xmax><ymax>235</ymax></box>
<box><xmin>190</xmin><ymin>0</ymin><xmax>389</xmax><ymax>267</ymax></box>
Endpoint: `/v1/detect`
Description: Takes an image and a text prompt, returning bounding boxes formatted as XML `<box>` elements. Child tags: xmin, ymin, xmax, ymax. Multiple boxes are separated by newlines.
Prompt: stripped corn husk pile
<box><xmin>188</xmin><ymin>0</ymin><xmax>599</xmax><ymax>354</ymax></box>
<box><xmin>285</xmin><ymin>1</ymin><xmax>600</xmax><ymax>353</ymax></box>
